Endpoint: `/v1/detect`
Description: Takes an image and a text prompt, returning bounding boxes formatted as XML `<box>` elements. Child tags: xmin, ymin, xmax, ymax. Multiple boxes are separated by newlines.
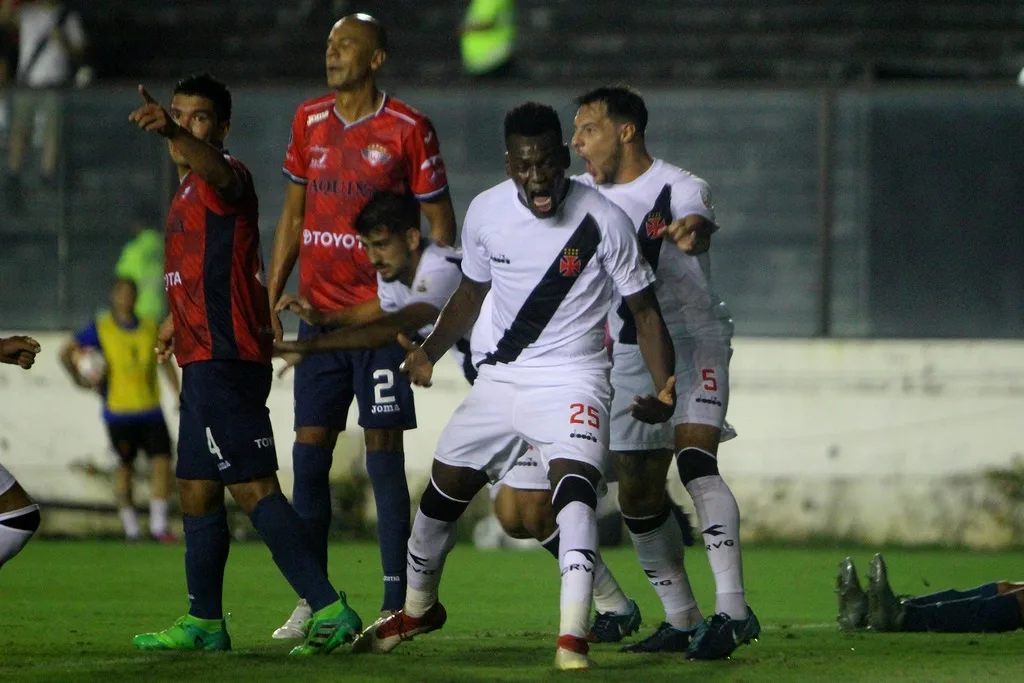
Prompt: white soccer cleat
<box><xmin>554</xmin><ymin>635</ymin><xmax>595</xmax><ymax>670</ymax></box>
<box><xmin>272</xmin><ymin>599</ymin><xmax>311</xmax><ymax>639</ymax></box>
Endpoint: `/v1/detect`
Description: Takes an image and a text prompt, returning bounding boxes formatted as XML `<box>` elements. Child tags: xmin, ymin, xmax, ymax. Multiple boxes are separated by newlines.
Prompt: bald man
<box><xmin>268</xmin><ymin>14</ymin><xmax>457</xmax><ymax>639</ymax></box>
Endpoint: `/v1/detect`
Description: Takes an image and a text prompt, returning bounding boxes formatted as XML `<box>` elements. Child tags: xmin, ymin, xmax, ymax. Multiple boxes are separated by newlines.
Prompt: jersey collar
<box><xmin>333</xmin><ymin>92</ymin><xmax>388</xmax><ymax>129</ymax></box>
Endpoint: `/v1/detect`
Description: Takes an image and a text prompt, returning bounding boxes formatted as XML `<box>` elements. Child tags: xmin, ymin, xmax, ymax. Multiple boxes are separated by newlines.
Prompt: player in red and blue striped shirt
<box><xmin>128</xmin><ymin>74</ymin><xmax>362</xmax><ymax>656</ymax></box>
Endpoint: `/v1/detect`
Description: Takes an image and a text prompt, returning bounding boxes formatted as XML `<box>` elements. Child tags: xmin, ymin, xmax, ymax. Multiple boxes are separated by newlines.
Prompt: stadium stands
<box><xmin>77</xmin><ymin>1</ymin><xmax>1024</xmax><ymax>84</ymax></box>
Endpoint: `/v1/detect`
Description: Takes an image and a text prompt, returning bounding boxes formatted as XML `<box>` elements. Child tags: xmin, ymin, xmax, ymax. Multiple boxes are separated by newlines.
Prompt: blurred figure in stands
<box><xmin>6</xmin><ymin>0</ymin><xmax>86</xmax><ymax>210</ymax></box>
<box><xmin>459</xmin><ymin>0</ymin><xmax>515</xmax><ymax>79</ymax></box>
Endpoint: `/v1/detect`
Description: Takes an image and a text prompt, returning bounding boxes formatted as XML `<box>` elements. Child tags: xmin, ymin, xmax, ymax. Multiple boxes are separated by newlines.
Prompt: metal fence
<box><xmin>1</xmin><ymin>84</ymin><xmax>1022</xmax><ymax>337</ymax></box>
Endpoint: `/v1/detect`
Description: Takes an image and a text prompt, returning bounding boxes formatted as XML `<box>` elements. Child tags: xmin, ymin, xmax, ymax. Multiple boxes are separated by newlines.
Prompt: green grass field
<box><xmin>3</xmin><ymin>541</ymin><xmax>1024</xmax><ymax>682</ymax></box>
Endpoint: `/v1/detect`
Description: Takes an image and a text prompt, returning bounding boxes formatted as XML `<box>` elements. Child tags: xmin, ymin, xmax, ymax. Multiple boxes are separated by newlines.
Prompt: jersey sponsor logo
<box><xmin>645</xmin><ymin>212</ymin><xmax>667</xmax><ymax>239</ymax></box>
<box><xmin>559</xmin><ymin>248</ymin><xmax>582</xmax><ymax>277</ymax></box>
<box><xmin>490</xmin><ymin>254</ymin><xmax>511</xmax><ymax>264</ymax></box>
<box><xmin>164</xmin><ymin>271</ymin><xmax>182</xmax><ymax>289</ymax></box>
<box><xmin>361</xmin><ymin>143</ymin><xmax>393</xmax><ymax>167</ymax></box>
<box><xmin>308</xmin><ymin>177</ymin><xmax>376</xmax><ymax>198</ymax></box>
<box><xmin>302</xmin><ymin>229</ymin><xmax>364</xmax><ymax>250</ymax></box>
<box><xmin>252</xmin><ymin>437</ymin><xmax>274</xmax><ymax>449</ymax></box>
<box><xmin>309</xmin><ymin>145</ymin><xmax>329</xmax><ymax>169</ymax></box>
<box><xmin>306</xmin><ymin>110</ymin><xmax>329</xmax><ymax>127</ymax></box>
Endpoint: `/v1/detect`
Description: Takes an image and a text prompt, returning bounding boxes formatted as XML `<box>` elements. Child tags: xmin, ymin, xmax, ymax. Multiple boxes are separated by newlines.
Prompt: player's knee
<box><xmin>364</xmin><ymin>428</ymin><xmax>403</xmax><ymax>453</ymax></box>
<box><xmin>419</xmin><ymin>479</ymin><xmax>471</xmax><ymax>523</ymax></box>
<box><xmin>551</xmin><ymin>474</ymin><xmax>597</xmax><ymax>516</ymax></box>
<box><xmin>179</xmin><ymin>478</ymin><xmax>229</xmax><ymax>516</ymax></box>
<box><xmin>295</xmin><ymin>426</ymin><xmax>338</xmax><ymax>449</ymax></box>
<box><xmin>676</xmin><ymin>447</ymin><xmax>719</xmax><ymax>485</ymax></box>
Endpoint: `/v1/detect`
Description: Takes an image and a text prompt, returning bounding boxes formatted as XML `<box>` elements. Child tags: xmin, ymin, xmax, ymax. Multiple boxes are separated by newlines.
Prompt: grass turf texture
<box><xmin>3</xmin><ymin>542</ymin><xmax>1024</xmax><ymax>682</ymax></box>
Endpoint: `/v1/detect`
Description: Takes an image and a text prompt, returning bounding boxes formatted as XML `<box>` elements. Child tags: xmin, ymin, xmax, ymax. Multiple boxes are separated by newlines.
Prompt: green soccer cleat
<box><xmin>289</xmin><ymin>593</ymin><xmax>363</xmax><ymax>655</ymax></box>
<box><xmin>836</xmin><ymin>557</ymin><xmax>869</xmax><ymax>630</ymax></box>
<box><xmin>866</xmin><ymin>554</ymin><xmax>905</xmax><ymax>632</ymax></box>
<box><xmin>132</xmin><ymin>615</ymin><xmax>231</xmax><ymax>652</ymax></box>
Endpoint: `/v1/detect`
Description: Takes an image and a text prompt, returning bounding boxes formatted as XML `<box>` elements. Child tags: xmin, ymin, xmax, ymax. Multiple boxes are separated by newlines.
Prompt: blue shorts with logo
<box><xmin>294</xmin><ymin>321</ymin><xmax>417</xmax><ymax>431</ymax></box>
<box><xmin>177</xmin><ymin>360</ymin><xmax>278</xmax><ymax>485</ymax></box>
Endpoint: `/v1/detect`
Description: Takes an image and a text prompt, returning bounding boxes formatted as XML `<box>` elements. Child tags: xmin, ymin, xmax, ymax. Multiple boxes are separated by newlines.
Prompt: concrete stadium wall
<box><xmin>2</xmin><ymin>334</ymin><xmax>1022</xmax><ymax>547</ymax></box>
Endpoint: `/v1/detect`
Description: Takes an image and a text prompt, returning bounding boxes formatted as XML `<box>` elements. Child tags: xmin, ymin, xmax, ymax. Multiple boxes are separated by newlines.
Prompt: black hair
<box><xmin>575</xmin><ymin>86</ymin><xmax>648</xmax><ymax>137</ymax></box>
<box><xmin>503</xmin><ymin>102</ymin><xmax>564</xmax><ymax>147</ymax></box>
<box><xmin>173</xmin><ymin>73</ymin><xmax>232</xmax><ymax>123</ymax></box>
<box><xmin>354</xmin><ymin>191</ymin><xmax>419</xmax><ymax>236</ymax></box>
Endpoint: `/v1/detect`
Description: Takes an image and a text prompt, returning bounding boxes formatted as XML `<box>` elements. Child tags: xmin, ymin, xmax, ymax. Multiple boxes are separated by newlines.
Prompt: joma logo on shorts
<box><xmin>371</xmin><ymin>404</ymin><xmax>400</xmax><ymax>415</ymax></box>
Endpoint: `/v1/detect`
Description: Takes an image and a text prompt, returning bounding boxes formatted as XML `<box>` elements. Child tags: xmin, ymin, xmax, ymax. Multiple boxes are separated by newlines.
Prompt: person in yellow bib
<box><xmin>60</xmin><ymin>278</ymin><xmax>180</xmax><ymax>542</ymax></box>
<box><xmin>459</xmin><ymin>0</ymin><xmax>515</xmax><ymax>78</ymax></box>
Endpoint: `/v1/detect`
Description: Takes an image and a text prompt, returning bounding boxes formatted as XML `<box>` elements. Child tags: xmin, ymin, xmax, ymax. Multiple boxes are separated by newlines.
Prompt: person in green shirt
<box><xmin>115</xmin><ymin>214</ymin><xmax>166</xmax><ymax>322</ymax></box>
<box><xmin>459</xmin><ymin>0</ymin><xmax>515</xmax><ymax>78</ymax></box>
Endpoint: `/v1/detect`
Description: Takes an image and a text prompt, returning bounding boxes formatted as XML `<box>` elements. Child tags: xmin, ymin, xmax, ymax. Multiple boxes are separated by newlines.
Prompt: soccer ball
<box><xmin>75</xmin><ymin>346</ymin><xmax>107</xmax><ymax>385</ymax></box>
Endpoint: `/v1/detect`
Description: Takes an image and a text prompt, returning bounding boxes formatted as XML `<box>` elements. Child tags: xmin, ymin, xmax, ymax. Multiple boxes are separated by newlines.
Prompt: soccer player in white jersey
<box><xmin>0</xmin><ymin>335</ymin><xmax>43</xmax><ymax>568</ymax></box>
<box><xmin>571</xmin><ymin>86</ymin><xmax>759</xmax><ymax>659</ymax></box>
<box><xmin>351</xmin><ymin>102</ymin><xmax>677</xmax><ymax>670</ymax></box>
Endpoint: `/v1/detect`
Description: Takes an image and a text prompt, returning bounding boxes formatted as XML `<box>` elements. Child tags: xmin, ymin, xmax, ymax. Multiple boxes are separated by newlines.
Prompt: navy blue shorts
<box><xmin>294</xmin><ymin>322</ymin><xmax>416</xmax><ymax>432</ymax></box>
<box><xmin>177</xmin><ymin>360</ymin><xmax>278</xmax><ymax>485</ymax></box>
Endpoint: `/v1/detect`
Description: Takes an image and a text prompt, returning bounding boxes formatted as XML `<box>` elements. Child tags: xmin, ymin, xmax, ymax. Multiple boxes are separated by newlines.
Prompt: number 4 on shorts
<box><xmin>206</xmin><ymin>427</ymin><xmax>230</xmax><ymax>470</ymax></box>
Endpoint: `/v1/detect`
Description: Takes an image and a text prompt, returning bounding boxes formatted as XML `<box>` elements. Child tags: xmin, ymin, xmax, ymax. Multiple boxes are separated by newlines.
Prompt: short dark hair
<box><xmin>503</xmin><ymin>102</ymin><xmax>563</xmax><ymax>147</ymax></box>
<box><xmin>173</xmin><ymin>74</ymin><xmax>232</xmax><ymax>123</ymax></box>
<box><xmin>575</xmin><ymin>86</ymin><xmax>648</xmax><ymax>137</ymax></box>
<box><xmin>354</xmin><ymin>191</ymin><xmax>418</xmax><ymax>236</ymax></box>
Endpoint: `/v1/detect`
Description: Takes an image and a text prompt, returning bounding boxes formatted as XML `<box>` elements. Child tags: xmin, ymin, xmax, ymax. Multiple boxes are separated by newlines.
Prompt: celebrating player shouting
<box><xmin>353</xmin><ymin>102</ymin><xmax>676</xmax><ymax>671</ymax></box>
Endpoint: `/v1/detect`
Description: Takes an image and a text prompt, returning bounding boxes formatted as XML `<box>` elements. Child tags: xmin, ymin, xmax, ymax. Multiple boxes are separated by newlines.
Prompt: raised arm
<box><xmin>128</xmin><ymin>86</ymin><xmax>243</xmax><ymax>202</ymax></box>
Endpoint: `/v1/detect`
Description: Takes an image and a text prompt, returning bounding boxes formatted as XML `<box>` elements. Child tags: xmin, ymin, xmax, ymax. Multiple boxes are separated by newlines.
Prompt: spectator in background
<box><xmin>116</xmin><ymin>208</ymin><xmax>168</xmax><ymax>322</ymax></box>
<box><xmin>6</xmin><ymin>0</ymin><xmax>86</xmax><ymax>209</ymax></box>
<box><xmin>459</xmin><ymin>0</ymin><xmax>515</xmax><ymax>79</ymax></box>
<box><xmin>0</xmin><ymin>1</ymin><xmax>20</xmax><ymax>139</ymax></box>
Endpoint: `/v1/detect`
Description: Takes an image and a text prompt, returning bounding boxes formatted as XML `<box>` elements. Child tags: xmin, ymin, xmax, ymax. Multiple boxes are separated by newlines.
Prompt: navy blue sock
<box><xmin>366</xmin><ymin>450</ymin><xmax>411</xmax><ymax>612</ymax></box>
<box><xmin>907</xmin><ymin>583</ymin><xmax>999</xmax><ymax>606</ymax></box>
<box><xmin>292</xmin><ymin>442</ymin><xmax>334</xmax><ymax>574</ymax></box>
<box><xmin>902</xmin><ymin>593</ymin><xmax>1022</xmax><ymax>633</ymax></box>
<box><xmin>249</xmin><ymin>492</ymin><xmax>338</xmax><ymax>612</ymax></box>
<box><xmin>183</xmin><ymin>509</ymin><xmax>230</xmax><ymax>620</ymax></box>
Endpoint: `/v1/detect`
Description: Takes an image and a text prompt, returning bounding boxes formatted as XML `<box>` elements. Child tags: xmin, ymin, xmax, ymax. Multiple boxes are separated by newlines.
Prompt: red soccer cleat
<box><xmin>350</xmin><ymin>602</ymin><xmax>447</xmax><ymax>654</ymax></box>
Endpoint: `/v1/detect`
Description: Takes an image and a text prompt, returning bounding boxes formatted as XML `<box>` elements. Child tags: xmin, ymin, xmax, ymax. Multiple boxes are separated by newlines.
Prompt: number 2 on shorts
<box><xmin>569</xmin><ymin>402</ymin><xmax>600</xmax><ymax>428</ymax></box>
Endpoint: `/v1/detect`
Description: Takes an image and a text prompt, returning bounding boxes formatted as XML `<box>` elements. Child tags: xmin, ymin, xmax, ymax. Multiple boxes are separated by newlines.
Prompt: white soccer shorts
<box><xmin>434</xmin><ymin>371</ymin><xmax>611</xmax><ymax>485</ymax></box>
<box><xmin>609</xmin><ymin>340</ymin><xmax>736</xmax><ymax>452</ymax></box>
<box><xmin>0</xmin><ymin>462</ymin><xmax>17</xmax><ymax>497</ymax></box>
<box><xmin>493</xmin><ymin>448</ymin><xmax>551</xmax><ymax>492</ymax></box>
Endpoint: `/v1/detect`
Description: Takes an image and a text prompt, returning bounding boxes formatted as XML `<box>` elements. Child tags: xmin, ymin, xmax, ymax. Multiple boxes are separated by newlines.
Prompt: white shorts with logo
<box><xmin>610</xmin><ymin>340</ymin><xmax>736</xmax><ymax>452</ymax></box>
<box><xmin>435</xmin><ymin>370</ymin><xmax>611</xmax><ymax>486</ymax></box>
<box><xmin>0</xmin><ymin>462</ymin><xmax>17</xmax><ymax>497</ymax></box>
<box><xmin>493</xmin><ymin>448</ymin><xmax>551</xmax><ymax>493</ymax></box>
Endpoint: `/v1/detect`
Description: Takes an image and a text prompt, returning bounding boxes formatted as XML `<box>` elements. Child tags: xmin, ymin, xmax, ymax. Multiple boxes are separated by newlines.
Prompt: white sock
<box><xmin>624</xmin><ymin>508</ymin><xmax>703</xmax><ymax>629</ymax></box>
<box><xmin>149</xmin><ymin>498</ymin><xmax>169</xmax><ymax>536</ymax></box>
<box><xmin>0</xmin><ymin>504</ymin><xmax>40</xmax><ymax>567</ymax></box>
<box><xmin>119</xmin><ymin>506</ymin><xmax>141</xmax><ymax>540</ymax></box>
<box><xmin>405</xmin><ymin>510</ymin><xmax>457</xmax><ymax>618</ymax></box>
<box><xmin>555</xmin><ymin>500</ymin><xmax>598</xmax><ymax>639</ymax></box>
<box><xmin>686</xmin><ymin>474</ymin><xmax>748</xmax><ymax>618</ymax></box>
<box><xmin>592</xmin><ymin>549</ymin><xmax>631</xmax><ymax>615</ymax></box>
